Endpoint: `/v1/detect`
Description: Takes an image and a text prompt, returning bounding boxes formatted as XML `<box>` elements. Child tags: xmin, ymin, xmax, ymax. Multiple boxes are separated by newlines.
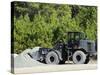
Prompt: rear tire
<box><xmin>72</xmin><ymin>50</ymin><xmax>87</xmax><ymax>64</ymax></box>
<box><xmin>45</xmin><ymin>51</ymin><xmax>60</xmax><ymax>64</ymax></box>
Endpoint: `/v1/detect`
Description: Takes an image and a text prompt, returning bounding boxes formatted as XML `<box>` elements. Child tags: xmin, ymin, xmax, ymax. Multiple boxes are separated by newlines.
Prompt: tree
<box><xmin>12</xmin><ymin>2</ymin><xmax>97</xmax><ymax>53</ymax></box>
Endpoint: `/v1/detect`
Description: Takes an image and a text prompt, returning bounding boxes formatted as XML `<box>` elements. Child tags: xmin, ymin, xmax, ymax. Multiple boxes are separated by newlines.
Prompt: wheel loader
<box><xmin>29</xmin><ymin>32</ymin><xmax>97</xmax><ymax>64</ymax></box>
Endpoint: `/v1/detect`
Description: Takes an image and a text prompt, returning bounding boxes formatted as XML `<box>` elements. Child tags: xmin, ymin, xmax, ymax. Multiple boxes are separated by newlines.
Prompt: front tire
<box><xmin>84</xmin><ymin>54</ymin><xmax>90</xmax><ymax>64</ymax></box>
<box><xmin>45</xmin><ymin>51</ymin><xmax>60</xmax><ymax>64</ymax></box>
<box><xmin>72</xmin><ymin>51</ymin><xmax>87</xmax><ymax>64</ymax></box>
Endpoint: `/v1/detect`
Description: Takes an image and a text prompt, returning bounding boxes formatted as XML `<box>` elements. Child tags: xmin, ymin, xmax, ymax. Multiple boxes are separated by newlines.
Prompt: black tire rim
<box><xmin>50</xmin><ymin>56</ymin><xmax>55</xmax><ymax>62</ymax></box>
<box><xmin>76</xmin><ymin>55</ymin><xmax>81</xmax><ymax>61</ymax></box>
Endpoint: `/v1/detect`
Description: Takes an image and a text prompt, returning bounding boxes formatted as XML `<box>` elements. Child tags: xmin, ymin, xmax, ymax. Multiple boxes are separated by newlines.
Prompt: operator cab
<box><xmin>67</xmin><ymin>32</ymin><xmax>85</xmax><ymax>49</ymax></box>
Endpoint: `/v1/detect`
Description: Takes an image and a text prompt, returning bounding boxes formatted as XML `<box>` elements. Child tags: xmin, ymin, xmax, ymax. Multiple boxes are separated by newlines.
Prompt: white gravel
<box><xmin>13</xmin><ymin>47</ymin><xmax>45</xmax><ymax>68</ymax></box>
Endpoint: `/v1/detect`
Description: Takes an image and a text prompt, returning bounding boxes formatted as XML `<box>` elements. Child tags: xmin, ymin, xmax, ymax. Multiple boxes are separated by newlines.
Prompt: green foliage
<box><xmin>12</xmin><ymin>2</ymin><xmax>97</xmax><ymax>54</ymax></box>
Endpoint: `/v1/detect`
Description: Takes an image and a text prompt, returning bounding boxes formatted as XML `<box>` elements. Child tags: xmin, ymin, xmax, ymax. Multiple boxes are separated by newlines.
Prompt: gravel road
<box><xmin>11</xmin><ymin>47</ymin><xmax>97</xmax><ymax>74</ymax></box>
<box><xmin>13</xmin><ymin>64</ymin><xmax>97</xmax><ymax>74</ymax></box>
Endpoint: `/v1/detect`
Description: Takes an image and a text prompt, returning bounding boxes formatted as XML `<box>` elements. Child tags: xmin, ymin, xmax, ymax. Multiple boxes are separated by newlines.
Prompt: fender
<box><xmin>73</xmin><ymin>48</ymin><xmax>88</xmax><ymax>54</ymax></box>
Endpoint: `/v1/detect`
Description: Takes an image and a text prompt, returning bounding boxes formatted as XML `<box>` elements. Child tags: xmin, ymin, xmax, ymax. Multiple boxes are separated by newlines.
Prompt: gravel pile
<box><xmin>11</xmin><ymin>54</ymin><xmax>18</xmax><ymax>58</ymax></box>
<box><xmin>13</xmin><ymin>47</ymin><xmax>45</xmax><ymax>68</ymax></box>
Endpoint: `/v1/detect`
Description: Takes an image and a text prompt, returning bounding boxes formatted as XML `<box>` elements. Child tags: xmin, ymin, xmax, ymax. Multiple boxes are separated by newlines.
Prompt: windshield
<box><xmin>68</xmin><ymin>32</ymin><xmax>86</xmax><ymax>41</ymax></box>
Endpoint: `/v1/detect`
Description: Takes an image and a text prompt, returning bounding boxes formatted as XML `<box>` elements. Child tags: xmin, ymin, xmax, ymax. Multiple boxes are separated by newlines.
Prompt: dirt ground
<box><xmin>13</xmin><ymin>59</ymin><xmax>97</xmax><ymax>74</ymax></box>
